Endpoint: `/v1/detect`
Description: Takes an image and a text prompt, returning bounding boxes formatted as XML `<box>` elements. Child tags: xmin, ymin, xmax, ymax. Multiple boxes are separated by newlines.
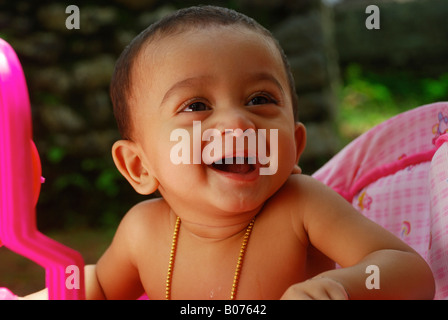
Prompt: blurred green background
<box><xmin>1</xmin><ymin>0</ymin><xmax>448</xmax><ymax>295</ymax></box>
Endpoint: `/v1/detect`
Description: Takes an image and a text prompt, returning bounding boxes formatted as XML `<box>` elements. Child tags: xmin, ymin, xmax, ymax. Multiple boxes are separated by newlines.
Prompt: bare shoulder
<box><xmin>268</xmin><ymin>174</ymin><xmax>342</xmax><ymax>214</ymax></box>
<box><xmin>116</xmin><ymin>198</ymin><xmax>171</xmax><ymax>242</ymax></box>
<box><xmin>275</xmin><ymin>175</ymin><xmax>414</xmax><ymax>268</ymax></box>
<box><xmin>259</xmin><ymin>175</ymin><xmax>325</xmax><ymax>242</ymax></box>
<box><xmin>278</xmin><ymin>174</ymin><xmax>360</xmax><ymax>221</ymax></box>
<box><xmin>96</xmin><ymin>198</ymin><xmax>171</xmax><ymax>299</ymax></box>
<box><xmin>264</xmin><ymin>174</ymin><xmax>358</xmax><ymax>240</ymax></box>
<box><xmin>120</xmin><ymin>198</ymin><xmax>170</xmax><ymax>226</ymax></box>
<box><xmin>106</xmin><ymin>198</ymin><xmax>172</xmax><ymax>260</ymax></box>
<box><xmin>278</xmin><ymin>174</ymin><xmax>336</xmax><ymax>196</ymax></box>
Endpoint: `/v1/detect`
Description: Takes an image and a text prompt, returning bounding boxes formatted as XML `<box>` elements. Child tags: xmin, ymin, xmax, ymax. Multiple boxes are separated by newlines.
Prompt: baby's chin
<box><xmin>207</xmin><ymin>182</ymin><xmax>274</xmax><ymax>215</ymax></box>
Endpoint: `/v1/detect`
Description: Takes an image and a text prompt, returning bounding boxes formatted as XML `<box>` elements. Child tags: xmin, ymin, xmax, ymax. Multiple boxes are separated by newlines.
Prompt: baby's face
<box><xmin>128</xmin><ymin>26</ymin><xmax>304</xmax><ymax>217</ymax></box>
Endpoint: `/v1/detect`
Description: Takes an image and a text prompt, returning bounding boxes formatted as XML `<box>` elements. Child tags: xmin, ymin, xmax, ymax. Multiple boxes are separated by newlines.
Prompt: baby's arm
<box><xmin>94</xmin><ymin>204</ymin><xmax>147</xmax><ymax>299</ymax></box>
<box><xmin>283</xmin><ymin>175</ymin><xmax>435</xmax><ymax>300</ymax></box>
<box><xmin>24</xmin><ymin>200</ymin><xmax>163</xmax><ymax>300</ymax></box>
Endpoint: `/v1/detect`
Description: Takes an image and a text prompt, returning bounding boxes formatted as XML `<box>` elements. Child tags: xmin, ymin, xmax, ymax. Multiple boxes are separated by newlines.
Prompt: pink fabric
<box><xmin>428</xmin><ymin>139</ymin><xmax>448</xmax><ymax>299</ymax></box>
<box><xmin>313</xmin><ymin>102</ymin><xmax>448</xmax><ymax>299</ymax></box>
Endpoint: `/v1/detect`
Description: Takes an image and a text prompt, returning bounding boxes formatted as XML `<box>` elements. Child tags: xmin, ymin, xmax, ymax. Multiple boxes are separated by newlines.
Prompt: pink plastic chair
<box><xmin>313</xmin><ymin>102</ymin><xmax>448</xmax><ymax>299</ymax></box>
<box><xmin>0</xmin><ymin>38</ymin><xmax>85</xmax><ymax>299</ymax></box>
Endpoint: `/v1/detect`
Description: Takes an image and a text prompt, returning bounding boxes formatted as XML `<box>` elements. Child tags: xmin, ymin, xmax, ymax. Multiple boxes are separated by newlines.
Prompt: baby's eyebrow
<box><xmin>159</xmin><ymin>72</ymin><xmax>284</xmax><ymax>108</ymax></box>
<box><xmin>246</xmin><ymin>72</ymin><xmax>285</xmax><ymax>95</ymax></box>
<box><xmin>160</xmin><ymin>76</ymin><xmax>212</xmax><ymax>107</ymax></box>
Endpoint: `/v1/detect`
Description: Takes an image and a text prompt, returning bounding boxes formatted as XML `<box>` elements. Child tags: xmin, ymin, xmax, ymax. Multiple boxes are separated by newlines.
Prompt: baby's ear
<box><xmin>111</xmin><ymin>140</ymin><xmax>159</xmax><ymax>195</ymax></box>
<box><xmin>294</xmin><ymin>122</ymin><xmax>307</xmax><ymax>164</ymax></box>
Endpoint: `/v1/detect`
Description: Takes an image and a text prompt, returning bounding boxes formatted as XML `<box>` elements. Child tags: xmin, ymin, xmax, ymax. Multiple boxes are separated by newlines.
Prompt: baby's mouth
<box><xmin>210</xmin><ymin>157</ymin><xmax>257</xmax><ymax>174</ymax></box>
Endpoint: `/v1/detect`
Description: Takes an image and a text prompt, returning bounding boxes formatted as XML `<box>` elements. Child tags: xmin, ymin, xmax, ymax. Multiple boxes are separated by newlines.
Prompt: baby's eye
<box><xmin>247</xmin><ymin>94</ymin><xmax>277</xmax><ymax>106</ymax></box>
<box><xmin>182</xmin><ymin>101</ymin><xmax>210</xmax><ymax>112</ymax></box>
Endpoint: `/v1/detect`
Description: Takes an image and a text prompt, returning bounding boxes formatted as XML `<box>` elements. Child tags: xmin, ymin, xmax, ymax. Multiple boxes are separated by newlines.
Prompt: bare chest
<box><xmin>139</xmin><ymin>222</ymin><xmax>309</xmax><ymax>300</ymax></box>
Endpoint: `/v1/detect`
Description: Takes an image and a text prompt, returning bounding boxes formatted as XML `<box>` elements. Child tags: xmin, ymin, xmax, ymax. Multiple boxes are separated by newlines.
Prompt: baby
<box><xmin>33</xmin><ymin>5</ymin><xmax>435</xmax><ymax>300</ymax></box>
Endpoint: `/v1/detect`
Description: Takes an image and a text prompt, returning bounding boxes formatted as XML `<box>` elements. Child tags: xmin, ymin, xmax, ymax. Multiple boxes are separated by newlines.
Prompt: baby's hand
<box><xmin>280</xmin><ymin>277</ymin><xmax>348</xmax><ymax>300</ymax></box>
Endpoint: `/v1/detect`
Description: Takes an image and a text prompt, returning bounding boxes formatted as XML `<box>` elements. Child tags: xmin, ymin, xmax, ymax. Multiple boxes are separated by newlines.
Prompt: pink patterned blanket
<box><xmin>313</xmin><ymin>102</ymin><xmax>448</xmax><ymax>299</ymax></box>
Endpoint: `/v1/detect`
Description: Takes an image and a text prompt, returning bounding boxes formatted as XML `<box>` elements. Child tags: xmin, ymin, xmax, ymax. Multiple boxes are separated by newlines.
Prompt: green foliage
<box><xmin>422</xmin><ymin>74</ymin><xmax>448</xmax><ymax>102</ymax></box>
<box><xmin>82</xmin><ymin>158</ymin><xmax>121</xmax><ymax>197</ymax></box>
<box><xmin>37</xmin><ymin>153</ymin><xmax>146</xmax><ymax>230</ymax></box>
<box><xmin>47</xmin><ymin>146</ymin><xmax>66</xmax><ymax>164</ymax></box>
<box><xmin>338</xmin><ymin>64</ymin><xmax>448</xmax><ymax>142</ymax></box>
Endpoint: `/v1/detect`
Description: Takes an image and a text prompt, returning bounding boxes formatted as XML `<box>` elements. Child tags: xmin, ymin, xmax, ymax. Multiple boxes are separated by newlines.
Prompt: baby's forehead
<box><xmin>132</xmin><ymin>27</ymin><xmax>286</xmax><ymax>96</ymax></box>
<box><xmin>139</xmin><ymin>24</ymin><xmax>280</xmax><ymax>62</ymax></box>
<box><xmin>133</xmin><ymin>27</ymin><xmax>284</xmax><ymax>91</ymax></box>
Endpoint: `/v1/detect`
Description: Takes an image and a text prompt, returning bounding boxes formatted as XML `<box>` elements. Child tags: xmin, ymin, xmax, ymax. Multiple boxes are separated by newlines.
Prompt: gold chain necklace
<box><xmin>165</xmin><ymin>216</ymin><xmax>256</xmax><ymax>300</ymax></box>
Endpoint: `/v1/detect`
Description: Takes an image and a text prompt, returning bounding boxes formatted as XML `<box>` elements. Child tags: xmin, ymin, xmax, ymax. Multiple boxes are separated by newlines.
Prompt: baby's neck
<box><xmin>170</xmin><ymin>207</ymin><xmax>261</xmax><ymax>242</ymax></box>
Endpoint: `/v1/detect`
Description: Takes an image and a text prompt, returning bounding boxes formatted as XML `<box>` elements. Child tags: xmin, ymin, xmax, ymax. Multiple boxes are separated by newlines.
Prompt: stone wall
<box><xmin>334</xmin><ymin>0</ymin><xmax>448</xmax><ymax>76</ymax></box>
<box><xmin>1</xmin><ymin>0</ymin><xmax>338</xmax><ymax>228</ymax></box>
<box><xmin>273</xmin><ymin>1</ymin><xmax>340</xmax><ymax>171</ymax></box>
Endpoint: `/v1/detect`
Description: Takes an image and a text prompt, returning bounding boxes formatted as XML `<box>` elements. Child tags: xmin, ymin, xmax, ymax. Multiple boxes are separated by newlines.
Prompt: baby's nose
<box><xmin>214</xmin><ymin>109</ymin><xmax>256</xmax><ymax>136</ymax></box>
